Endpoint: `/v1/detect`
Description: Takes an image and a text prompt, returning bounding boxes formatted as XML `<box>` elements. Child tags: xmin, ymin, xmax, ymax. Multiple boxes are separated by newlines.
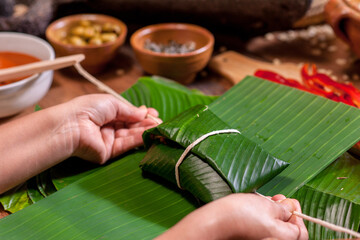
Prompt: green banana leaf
<box><xmin>293</xmin><ymin>152</ymin><xmax>360</xmax><ymax>239</ymax></box>
<box><xmin>141</xmin><ymin>104</ymin><xmax>289</xmax><ymax>203</ymax></box>
<box><xmin>0</xmin><ymin>76</ymin><xmax>360</xmax><ymax>239</ymax></box>
<box><xmin>0</xmin><ymin>151</ymin><xmax>197</xmax><ymax>240</ymax></box>
<box><xmin>0</xmin><ymin>184</ymin><xmax>30</xmax><ymax>213</ymax></box>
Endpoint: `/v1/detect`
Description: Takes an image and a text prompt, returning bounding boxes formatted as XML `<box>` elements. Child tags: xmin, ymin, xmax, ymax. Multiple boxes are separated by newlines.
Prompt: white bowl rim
<box><xmin>0</xmin><ymin>32</ymin><xmax>55</xmax><ymax>90</ymax></box>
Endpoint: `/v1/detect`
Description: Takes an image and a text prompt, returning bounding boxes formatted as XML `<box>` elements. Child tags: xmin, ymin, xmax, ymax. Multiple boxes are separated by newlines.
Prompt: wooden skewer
<box><xmin>254</xmin><ymin>192</ymin><xmax>360</xmax><ymax>238</ymax></box>
<box><xmin>0</xmin><ymin>54</ymin><xmax>85</xmax><ymax>82</ymax></box>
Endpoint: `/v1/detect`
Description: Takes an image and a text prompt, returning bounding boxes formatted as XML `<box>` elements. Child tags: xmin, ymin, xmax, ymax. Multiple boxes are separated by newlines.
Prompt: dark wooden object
<box><xmin>0</xmin><ymin>0</ymin><xmax>312</xmax><ymax>36</ymax></box>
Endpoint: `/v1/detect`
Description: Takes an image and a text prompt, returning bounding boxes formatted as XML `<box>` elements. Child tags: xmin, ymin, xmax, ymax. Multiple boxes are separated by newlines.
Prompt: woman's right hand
<box><xmin>156</xmin><ymin>193</ymin><xmax>308</xmax><ymax>240</ymax></box>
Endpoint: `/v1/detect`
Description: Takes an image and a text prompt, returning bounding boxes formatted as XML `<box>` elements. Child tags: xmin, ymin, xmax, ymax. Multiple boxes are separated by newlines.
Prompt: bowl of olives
<box><xmin>46</xmin><ymin>14</ymin><xmax>127</xmax><ymax>74</ymax></box>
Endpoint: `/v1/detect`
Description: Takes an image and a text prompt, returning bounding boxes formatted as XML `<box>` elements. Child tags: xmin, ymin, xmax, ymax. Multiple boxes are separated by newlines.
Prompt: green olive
<box><xmin>69</xmin><ymin>36</ymin><xmax>87</xmax><ymax>46</ymax></box>
<box><xmin>63</xmin><ymin>20</ymin><xmax>120</xmax><ymax>46</ymax></box>
<box><xmin>82</xmin><ymin>26</ymin><xmax>96</xmax><ymax>38</ymax></box>
<box><xmin>102</xmin><ymin>22</ymin><xmax>114</xmax><ymax>32</ymax></box>
<box><xmin>89</xmin><ymin>37</ymin><xmax>103</xmax><ymax>45</ymax></box>
<box><xmin>101</xmin><ymin>33</ymin><xmax>117</xmax><ymax>43</ymax></box>
<box><xmin>79</xmin><ymin>20</ymin><xmax>91</xmax><ymax>27</ymax></box>
<box><xmin>93</xmin><ymin>24</ymin><xmax>102</xmax><ymax>33</ymax></box>
<box><xmin>112</xmin><ymin>25</ymin><xmax>121</xmax><ymax>34</ymax></box>
<box><xmin>70</xmin><ymin>26</ymin><xmax>85</xmax><ymax>36</ymax></box>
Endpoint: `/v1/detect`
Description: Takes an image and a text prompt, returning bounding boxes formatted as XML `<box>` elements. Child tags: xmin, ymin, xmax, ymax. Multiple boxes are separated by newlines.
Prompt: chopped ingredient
<box><xmin>144</xmin><ymin>39</ymin><xmax>196</xmax><ymax>54</ymax></box>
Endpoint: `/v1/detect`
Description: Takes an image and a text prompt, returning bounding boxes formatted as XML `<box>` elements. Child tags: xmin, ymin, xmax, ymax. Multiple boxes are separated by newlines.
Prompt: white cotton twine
<box><xmin>174</xmin><ymin>129</ymin><xmax>360</xmax><ymax>239</ymax></box>
<box><xmin>175</xmin><ymin>129</ymin><xmax>241</xmax><ymax>189</ymax></box>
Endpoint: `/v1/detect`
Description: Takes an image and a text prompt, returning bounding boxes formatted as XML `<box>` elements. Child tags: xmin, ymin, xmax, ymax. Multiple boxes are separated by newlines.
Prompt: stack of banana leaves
<box><xmin>1</xmin><ymin>76</ymin><xmax>360</xmax><ymax>240</ymax></box>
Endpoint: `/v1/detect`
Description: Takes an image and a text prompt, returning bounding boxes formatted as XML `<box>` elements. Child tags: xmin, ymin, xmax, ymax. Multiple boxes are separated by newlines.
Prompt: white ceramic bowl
<box><xmin>0</xmin><ymin>32</ymin><xmax>55</xmax><ymax>118</ymax></box>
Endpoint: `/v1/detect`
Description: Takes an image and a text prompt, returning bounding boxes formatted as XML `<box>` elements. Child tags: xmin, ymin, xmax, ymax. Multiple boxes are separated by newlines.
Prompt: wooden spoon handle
<box><xmin>0</xmin><ymin>54</ymin><xmax>85</xmax><ymax>83</ymax></box>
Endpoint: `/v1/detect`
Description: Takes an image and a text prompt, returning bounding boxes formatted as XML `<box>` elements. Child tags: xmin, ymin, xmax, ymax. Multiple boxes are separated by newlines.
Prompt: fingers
<box><xmin>277</xmin><ymin>198</ymin><xmax>309</xmax><ymax>240</ymax></box>
<box><xmin>111</xmin><ymin>125</ymin><xmax>155</xmax><ymax>157</ymax></box>
<box><xmin>271</xmin><ymin>194</ymin><xmax>286</xmax><ymax>202</ymax></box>
<box><xmin>114</xmin><ymin>102</ymin><xmax>161</xmax><ymax>124</ymax></box>
<box><xmin>271</xmin><ymin>219</ymin><xmax>302</xmax><ymax>240</ymax></box>
<box><xmin>147</xmin><ymin>108</ymin><xmax>159</xmax><ymax>118</ymax></box>
<box><xmin>127</xmin><ymin>118</ymin><xmax>160</xmax><ymax>129</ymax></box>
<box><xmin>117</xmin><ymin>105</ymin><xmax>148</xmax><ymax>123</ymax></box>
<box><xmin>282</xmin><ymin>199</ymin><xmax>308</xmax><ymax>240</ymax></box>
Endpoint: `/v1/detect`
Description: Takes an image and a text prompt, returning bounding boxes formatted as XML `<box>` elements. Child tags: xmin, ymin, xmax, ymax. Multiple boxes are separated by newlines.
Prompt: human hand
<box><xmin>157</xmin><ymin>193</ymin><xmax>308</xmax><ymax>240</ymax></box>
<box><xmin>0</xmin><ymin>93</ymin><xmax>161</xmax><ymax>193</ymax></box>
<box><xmin>59</xmin><ymin>94</ymin><xmax>161</xmax><ymax>164</ymax></box>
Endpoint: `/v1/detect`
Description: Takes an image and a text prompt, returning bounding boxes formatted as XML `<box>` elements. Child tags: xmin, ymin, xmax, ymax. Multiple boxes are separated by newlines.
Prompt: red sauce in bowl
<box><xmin>0</xmin><ymin>52</ymin><xmax>40</xmax><ymax>86</ymax></box>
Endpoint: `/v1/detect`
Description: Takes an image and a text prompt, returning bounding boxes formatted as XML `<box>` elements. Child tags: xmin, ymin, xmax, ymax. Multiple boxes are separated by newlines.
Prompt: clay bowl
<box><xmin>46</xmin><ymin>14</ymin><xmax>127</xmax><ymax>74</ymax></box>
<box><xmin>130</xmin><ymin>23</ymin><xmax>214</xmax><ymax>84</ymax></box>
<box><xmin>325</xmin><ymin>0</ymin><xmax>360</xmax><ymax>58</ymax></box>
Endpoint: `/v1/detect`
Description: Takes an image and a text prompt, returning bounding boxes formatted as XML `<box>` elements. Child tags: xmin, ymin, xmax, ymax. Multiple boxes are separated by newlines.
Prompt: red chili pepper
<box><xmin>255</xmin><ymin>70</ymin><xmax>303</xmax><ymax>88</ymax></box>
<box><xmin>301</xmin><ymin>64</ymin><xmax>360</xmax><ymax>107</ymax></box>
<box><xmin>255</xmin><ymin>69</ymin><xmax>328</xmax><ymax>97</ymax></box>
<box><xmin>255</xmin><ymin>64</ymin><xmax>360</xmax><ymax>108</ymax></box>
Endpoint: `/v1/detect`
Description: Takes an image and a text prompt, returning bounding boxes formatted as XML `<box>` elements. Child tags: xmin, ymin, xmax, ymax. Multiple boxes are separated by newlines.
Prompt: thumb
<box><xmin>278</xmin><ymin>199</ymin><xmax>297</xmax><ymax>216</ymax></box>
<box><xmin>278</xmin><ymin>199</ymin><xmax>309</xmax><ymax>240</ymax></box>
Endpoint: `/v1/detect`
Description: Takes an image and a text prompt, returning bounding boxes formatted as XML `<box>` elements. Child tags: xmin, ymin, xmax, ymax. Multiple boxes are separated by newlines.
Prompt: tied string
<box><xmin>175</xmin><ymin>129</ymin><xmax>241</xmax><ymax>189</ymax></box>
<box><xmin>174</xmin><ymin>130</ymin><xmax>360</xmax><ymax>239</ymax></box>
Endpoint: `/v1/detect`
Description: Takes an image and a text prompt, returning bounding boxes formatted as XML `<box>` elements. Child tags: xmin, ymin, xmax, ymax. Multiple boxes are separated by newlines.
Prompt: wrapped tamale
<box><xmin>140</xmin><ymin>104</ymin><xmax>289</xmax><ymax>203</ymax></box>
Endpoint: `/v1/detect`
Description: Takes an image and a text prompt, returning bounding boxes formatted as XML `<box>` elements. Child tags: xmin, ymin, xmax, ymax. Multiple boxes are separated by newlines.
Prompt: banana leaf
<box><xmin>0</xmin><ymin>184</ymin><xmax>30</xmax><ymax>213</ymax></box>
<box><xmin>0</xmin><ymin>151</ymin><xmax>197</xmax><ymax>240</ymax></box>
<box><xmin>140</xmin><ymin>104</ymin><xmax>289</xmax><ymax>202</ymax></box>
<box><xmin>1</xmin><ymin>76</ymin><xmax>360</xmax><ymax>239</ymax></box>
<box><xmin>293</xmin><ymin>152</ymin><xmax>360</xmax><ymax>239</ymax></box>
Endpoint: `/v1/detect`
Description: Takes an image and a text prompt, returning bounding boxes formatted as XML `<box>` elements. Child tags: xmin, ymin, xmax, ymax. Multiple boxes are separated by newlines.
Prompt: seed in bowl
<box><xmin>144</xmin><ymin>39</ymin><xmax>196</xmax><ymax>54</ymax></box>
<box><xmin>60</xmin><ymin>20</ymin><xmax>121</xmax><ymax>46</ymax></box>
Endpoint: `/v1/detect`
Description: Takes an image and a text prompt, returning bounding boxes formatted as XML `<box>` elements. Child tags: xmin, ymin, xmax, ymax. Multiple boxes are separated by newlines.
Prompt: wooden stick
<box><xmin>0</xmin><ymin>54</ymin><xmax>85</xmax><ymax>82</ymax></box>
<box><xmin>293</xmin><ymin>211</ymin><xmax>360</xmax><ymax>238</ymax></box>
<box><xmin>74</xmin><ymin>63</ymin><xmax>162</xmax><ymax>124</ymax></box>
<box><xmin>254</xmin><ymin>192</ymin><xmax>360</xmax><ymax>238</ymax></box>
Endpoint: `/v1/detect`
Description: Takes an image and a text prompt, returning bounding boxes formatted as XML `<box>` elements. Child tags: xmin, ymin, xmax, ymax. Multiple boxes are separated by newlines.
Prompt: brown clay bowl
<box><xmin>130</xmin><ymin>23</ymin><xmax>214</xmax><ymax>84</ymax></box>
<box><xmin>46</xmin><ymin>14</ymin><xmax>127</xmax><ymax>74</ymax></box>
<box><xmin>325</xmin><ymin>0</ymin><xmax>360</xmax><ymax>58</ymax></box>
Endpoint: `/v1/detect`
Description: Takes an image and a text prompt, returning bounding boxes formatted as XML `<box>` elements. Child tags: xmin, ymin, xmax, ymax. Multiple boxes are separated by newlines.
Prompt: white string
<box><xmin>254</xmin><ymin>192</ymin><xmax>360</xmax><ymax>238</ymax></box>
<box><xmin>175</xmin><ymin>129</ymin><xmax>241</xmax><ymax>189</ymax></box>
